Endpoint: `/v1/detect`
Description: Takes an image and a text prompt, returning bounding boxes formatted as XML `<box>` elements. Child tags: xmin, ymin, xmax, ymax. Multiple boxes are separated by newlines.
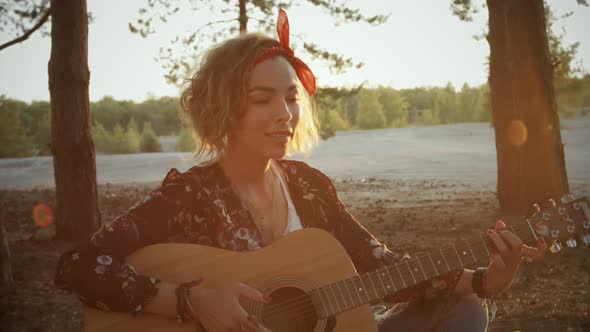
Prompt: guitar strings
<box><xmin>258</xmin><ymin>246</ymin><xmax>484</xmax><ymax>320</ymax></box>
<box><xmin>258</xmin><ymin>246</ymin><xmax>488</xmax><ymax>321</ymax></box>
<box><xmin>248</xmin><ymin>222</ymin><xmax>545</xmax><ymax>320</ymax></box>
<box><xmin>285</xmin><ymin>204</ymin><xmax>572</xmax><ymax>317</ymax></box>
<box><xmin>258</xmin><ymin>224</ymin><xmax>533</xmax><ymax>318</ymax></box>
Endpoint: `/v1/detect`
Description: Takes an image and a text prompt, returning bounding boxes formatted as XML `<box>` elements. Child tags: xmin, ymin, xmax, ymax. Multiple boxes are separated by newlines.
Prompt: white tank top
<box><xmin>270</xmin><ymin>160</ymin><xmax>303</xmax><ymax>235</ymax></box>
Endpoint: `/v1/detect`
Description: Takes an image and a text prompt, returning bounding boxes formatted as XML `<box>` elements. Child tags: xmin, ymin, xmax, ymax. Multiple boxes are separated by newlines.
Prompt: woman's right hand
<box><xmin>189</xmin><ymin>282</ymin><xmax>272</xmax><ymax>332</ymax></box>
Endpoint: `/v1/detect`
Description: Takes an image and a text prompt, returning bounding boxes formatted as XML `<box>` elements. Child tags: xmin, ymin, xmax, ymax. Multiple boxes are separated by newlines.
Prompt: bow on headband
<box><xmin>254</xmin><ymin>9</ymin><xmax>317</xmax><ymax>95</ymax></box>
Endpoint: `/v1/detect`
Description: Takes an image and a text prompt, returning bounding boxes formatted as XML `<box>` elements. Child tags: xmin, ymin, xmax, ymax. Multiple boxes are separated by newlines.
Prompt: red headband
<box><xmin>254</xmin><ymin>9</ymin><xmax>317</xmax><ymax>96</ymax></box>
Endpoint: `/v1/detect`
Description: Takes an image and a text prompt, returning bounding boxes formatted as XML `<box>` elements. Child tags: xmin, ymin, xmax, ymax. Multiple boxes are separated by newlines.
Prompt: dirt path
<box><xmin>1</xmin><ymin>179</ymin><xmax>588</xmax><ymax>331</ymax></box>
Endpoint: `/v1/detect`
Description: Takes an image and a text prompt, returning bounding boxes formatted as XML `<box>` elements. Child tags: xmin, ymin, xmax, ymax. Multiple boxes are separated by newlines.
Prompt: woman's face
<box><xmin>228</xmin><ymin>56</ymin><xmax>300</xmax><ymax>160</ymax></box>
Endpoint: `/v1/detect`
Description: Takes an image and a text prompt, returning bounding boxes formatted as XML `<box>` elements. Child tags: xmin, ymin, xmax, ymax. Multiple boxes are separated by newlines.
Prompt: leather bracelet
<box><xmin>472</xmin><ymin>267</ymin><xmax>488</xmax><ymax>298</ymax></box>
<box><xmin>174</xmin><ymin>277</ymin><xmax>204</xmax><ymax>322</ymax></box>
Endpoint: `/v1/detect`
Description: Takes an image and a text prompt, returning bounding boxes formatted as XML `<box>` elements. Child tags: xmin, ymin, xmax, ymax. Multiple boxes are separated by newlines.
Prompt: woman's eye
<box><xmin>286</xmin><ymin>96</ymin><xmax>299</xmax><ymax>103</ymax></box>
<box><xmin>252</xmin><ymin>99</ymin><xmax>270</xmax><ymax>105</ymax></box>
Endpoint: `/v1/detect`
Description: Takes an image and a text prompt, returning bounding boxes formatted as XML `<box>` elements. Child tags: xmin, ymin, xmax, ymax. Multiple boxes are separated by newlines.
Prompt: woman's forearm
<box><xmin>453</xmin><ymin>269</ymin><xmax>475</xmax><ymax>295</ymax></box>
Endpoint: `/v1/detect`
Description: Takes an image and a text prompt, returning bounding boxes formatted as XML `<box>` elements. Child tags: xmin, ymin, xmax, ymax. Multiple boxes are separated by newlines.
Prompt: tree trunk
<box><xmin>487</xmin><ymin>0</ymin><xmax>569</xmax><ymax>213</ymax></box>
<box><xmin>0</xmin><ymin>207</ymin><xmax>13</xmax><ymax>287</ymax></box>
<box><xmin>49</xmin><ymin>0</ymin><xmax>101</xmax><ymax>241</ymax></box>
<box><xmin>238</xmin><ymin>0</ymin><xmax>248</xmax><ymax>34</ymax></box>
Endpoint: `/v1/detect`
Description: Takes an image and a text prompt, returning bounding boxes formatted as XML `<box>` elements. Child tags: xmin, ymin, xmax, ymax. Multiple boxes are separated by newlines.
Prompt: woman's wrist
<box><xmin>142</xmin><ymin>280</ymin><xmax>207</xmax><ymax>320</ymax></box>
<box><xmin>472</xmin><ymin>267</ymin><xmax>490</xmax><ymax>298</ymax></box>
<box><xmin>143</xmin><ymin>281</ymin><xmax>180</xmax><ymax>318</ymax></box>
<box><xmin>453</xmin><ymin>269</ymin><xmax>474</xmax><ymax>295</ymax></box>
<box><xmin>175</xmin><ymin>277</ymin><xmax>204</xmax><ymax>322</ymax></box>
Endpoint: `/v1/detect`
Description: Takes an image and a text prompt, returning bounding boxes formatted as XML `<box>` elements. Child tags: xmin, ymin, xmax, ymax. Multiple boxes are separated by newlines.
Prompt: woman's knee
<box><xmin>440</xmin><ymin>294</ymin><xmax>489</xmax><ymax>332</ymax></box>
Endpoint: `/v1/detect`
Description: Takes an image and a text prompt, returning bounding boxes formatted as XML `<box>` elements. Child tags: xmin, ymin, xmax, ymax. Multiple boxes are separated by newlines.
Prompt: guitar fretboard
<box><xmin>313</xmin><ymin>223</ymin><xmax>536</xmax><ymax>318</ymax></box>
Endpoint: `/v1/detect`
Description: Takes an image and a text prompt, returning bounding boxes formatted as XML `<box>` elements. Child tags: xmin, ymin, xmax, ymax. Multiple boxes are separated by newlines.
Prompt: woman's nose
<box><xmin>275</xmin><ymin>99</ymin><xmax>293</xmax><ymax>122</ymax></box>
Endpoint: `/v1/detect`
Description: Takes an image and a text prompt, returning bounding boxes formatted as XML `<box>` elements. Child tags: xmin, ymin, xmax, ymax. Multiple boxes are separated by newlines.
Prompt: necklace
<box><xmin>232</xmin><ymin>166</ymin><xmax>286</xmax><ymax>243</ymax></box>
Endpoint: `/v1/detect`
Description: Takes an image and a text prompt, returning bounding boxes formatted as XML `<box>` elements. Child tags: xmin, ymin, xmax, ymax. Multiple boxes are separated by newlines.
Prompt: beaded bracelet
<box><xmin>174</xmin><ymin>277</ymin><xmax>204</xmax><ymax>322</ymax></box>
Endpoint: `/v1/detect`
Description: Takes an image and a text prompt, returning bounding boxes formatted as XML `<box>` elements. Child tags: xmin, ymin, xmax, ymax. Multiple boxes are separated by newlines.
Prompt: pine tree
<box><xmin>111</xmin><ymin>123</ymin><xmax>131</xmax><ymax>154</ymax></box>
<box><xmin>356</xmin><ymin>90</ymin><xmax>386</xmax><ymax>129</ymax></box>
<box><xmin>126</xmin><ymin>118</ymin><xmax>141</xmax><ymax>153</ymax></box>
<box><xmin>49</xmin><ymin>0</ymin><xmax>101</xmax><ymax>239</ymax></box>
<box><xmin>92</xmin><ymin>122</ymin><xmax>112</xmax><ymax>153</ymax></box>
<box><xmin>140</xmin><ymin>122</ymin><xmax>162</xmax><ymax>152</ymax></box>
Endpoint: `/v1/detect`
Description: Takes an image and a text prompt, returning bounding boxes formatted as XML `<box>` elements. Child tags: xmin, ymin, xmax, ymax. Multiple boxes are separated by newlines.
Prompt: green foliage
<box><xmin>177</xmin><ymin>127</ymin><xmax>195</xmax><ymax>152</ymax></box>
<box><xmin>0</xmin><ymin>101</ymin><xmax>34</xmax><ymax>157</ymax></box>
<box><xmin>474</xmin><ymin>85</ymin><xmax>492</xmax><ymax>122</ymax></box>
<box><xmin>432</xmin><ymin>83</ymin><xmax>458</xmax><ymax>124</ymax></box>
<box><xmin>3</xmin><ymin>74</ymin><xmax>589</xmax><ymax>157</ymax></box>
<box><xmin>315</xmin><ymin>89</ymin><xmax>352</xmax><ymax>138</ymax></box>
<box><xmin>326</xmin><ymin>109</ymin><xmax>349</xmax><ymax>131</ymax></box>
<box><xmin>90</xmin><ymin>96</ymin><xmax>181</xmax><ymax>136</ymax></box>
<box><xmin>140</xmin><ymin>122</ymin><xmax>162</xmax><ymax>152</ymax></box>
<box><xmin>450</xmin><ymin>0</ymin><xmax>477</xmax><ymax>22</ymax></box>
<box><xmin>356</xmin><ymin>90</ymin><xmax>386</xmax><ymax>129</ymax></box>
<box><xmin>450</xmin><ymin>1</ymin><xmax>587</xmax><ymax>119</ymax></box>
<box><xmin>556</xmin><ymin>74</ymin><xmax>590</xmax><ymax>118</ymax></box>
<box><xmin>377</xmin><ymin>87</ymin><xmax>409</xmax><ymax>127</ymax></box>
<box><xmin>416</xmin><ymin>110</ymin><xmax>435</xmax><ymax>126</ymax></box>
<box><xmin>126</xmin><ymin>118</ymin><xmax>141</xmax><ymax>153</ymax></box>
<box><xmin>0</xmin><ymin>0</ymin><xmax>51</xmax><ymax>51</ymax></box>
<box><xmin>545</xmin><ymin>4</ymin><xmax>585</xmax><ymax>82</ymax></box>
<box><xmin>342</xmin><ymin>94</ymin><xmax>359</xmax><ymax>128</ymax></box>
<box><xmin>111</xmin><ymin>123</ymin><xmax>133</xmax><ymax>154</ymax></box>
<box><xmin>34</xmin><ymin>110</ymin><xmax>52</xmax><ymax>155</ymax></box>
<box><xmin>544</xmin><ymin>4</ymin><xmax>589</xmax><ymax>116</ymax></box>
<box><xmin>92</xmin><ymin>120</ymin><xmax>161</xmax><ymax>154</ymax></box>
<box><xmin>92</xmin><ymin>122</ymin><xmax>113</xmax><ymax>154</ymax></box>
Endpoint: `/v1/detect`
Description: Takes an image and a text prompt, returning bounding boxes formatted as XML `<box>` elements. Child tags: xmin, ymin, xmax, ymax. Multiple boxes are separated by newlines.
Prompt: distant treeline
<box><xmin>316</xmin><ymin>83</ymin><xmax>493</xmax><ymax>139</ymax></box>
<box><xmin>1</xmin><ymin>75</ymin><xmax>589</xmax><ymax>158</ymax></box>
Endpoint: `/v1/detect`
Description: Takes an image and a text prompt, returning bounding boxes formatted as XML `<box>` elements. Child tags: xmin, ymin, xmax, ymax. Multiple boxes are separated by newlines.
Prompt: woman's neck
<box><xmin>218</xmin><ymin>148</ymin><xmax>273</xmax><ymax>189</ymax></box>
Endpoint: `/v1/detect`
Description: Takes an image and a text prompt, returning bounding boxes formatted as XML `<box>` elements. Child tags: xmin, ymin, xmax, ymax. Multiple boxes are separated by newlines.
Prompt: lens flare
<box><xmin>507</xmin><ymin>120</ymin><xmax>527</xmax><ymax>147</ymax></box>
<box><xmin>33</xmin><ymin>203</ymin><xmax>53</xmax><ymax>228</ymax></box>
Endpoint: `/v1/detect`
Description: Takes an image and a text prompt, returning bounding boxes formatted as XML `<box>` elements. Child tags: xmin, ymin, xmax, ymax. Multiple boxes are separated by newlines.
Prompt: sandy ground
<box><xmin>0</xmin><ymin>120</ymin><xmax>589</xmax><ymax>331</ymax></box>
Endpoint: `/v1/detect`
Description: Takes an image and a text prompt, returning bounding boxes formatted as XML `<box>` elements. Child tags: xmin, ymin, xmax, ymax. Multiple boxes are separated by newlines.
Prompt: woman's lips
<box><xmin>265</xmin><ymin>131</ymin><xmax>292</xmax><ymax>143</ymax></box>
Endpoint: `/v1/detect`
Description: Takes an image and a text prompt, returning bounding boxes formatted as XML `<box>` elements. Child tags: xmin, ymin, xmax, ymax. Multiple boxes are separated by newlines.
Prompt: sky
<box><xmin>1</xmin><ymin>0</ymin><xmax>588</xmax><ymax>103</ymax></box>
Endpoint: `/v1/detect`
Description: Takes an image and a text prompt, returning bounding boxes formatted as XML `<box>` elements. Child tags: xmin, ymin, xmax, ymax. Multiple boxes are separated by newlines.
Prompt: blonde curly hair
<box><xmin>180</xmin><ymin>33</ymin><xmax>319</xmax><ymax>163</ymax></box>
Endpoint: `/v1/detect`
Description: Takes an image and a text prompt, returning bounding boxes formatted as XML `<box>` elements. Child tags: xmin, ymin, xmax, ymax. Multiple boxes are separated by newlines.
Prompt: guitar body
<box><xmin>85</xmin><ymin>228</ymin><xmax>377</xmax><ymax>331</ymax></box>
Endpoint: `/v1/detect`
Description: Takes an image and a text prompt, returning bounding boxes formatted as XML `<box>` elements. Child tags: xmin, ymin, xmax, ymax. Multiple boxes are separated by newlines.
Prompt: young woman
<box><xmin>55</xmin><ymin>9</ymin><xmax>546</xmax><ymax>332</ymax></box>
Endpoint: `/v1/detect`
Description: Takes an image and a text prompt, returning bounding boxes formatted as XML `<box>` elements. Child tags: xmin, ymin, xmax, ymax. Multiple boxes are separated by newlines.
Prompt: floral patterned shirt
<box><xmin>54</xmin><ymin>159</ymin><xmax>463</xmax><ymax>314</ymax></box>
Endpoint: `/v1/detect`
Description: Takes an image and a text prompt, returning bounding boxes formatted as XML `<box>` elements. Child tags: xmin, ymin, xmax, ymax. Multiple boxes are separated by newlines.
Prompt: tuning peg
<box><xmin>549</xmin><ymin>241</ymin><xmax>562</xmax><ymax>253</ymax></box>
<box><xmin>566</xmin><ymin>238</ymin><xmax>577</xmax><ymax>248</ymax></box>
<box><xmin>582</xmin><ymin>234</ymin><xmax>590</xmax><ymax>245</ymax></box>
<box><xmin>547</xmin><ymin>199</ymin><xmax>557</xmax><ymax>208</ymax></box>
<box><xmin>528</xmin><ymin>203</ymin><xmax>542</xmax><ymax>218</ymax></box>
<box><xmin>561</xmin><ymin>193</ymin><xmax>575</xmax><ymax>204</ymax></box>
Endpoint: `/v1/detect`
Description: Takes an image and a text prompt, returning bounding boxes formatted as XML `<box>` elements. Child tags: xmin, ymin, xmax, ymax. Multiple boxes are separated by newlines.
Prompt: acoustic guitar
<box><xmin>85</xmin><ymin>195</ymin><xmax>590</xmax><ymax>331</ymax></box>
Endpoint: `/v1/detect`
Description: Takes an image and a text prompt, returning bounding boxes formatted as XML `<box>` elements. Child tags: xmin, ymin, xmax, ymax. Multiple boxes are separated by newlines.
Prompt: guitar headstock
<box><xmin>527</xmin><ymin>194</ymin><xmax>590</xmax><ymax>253</ymax></box>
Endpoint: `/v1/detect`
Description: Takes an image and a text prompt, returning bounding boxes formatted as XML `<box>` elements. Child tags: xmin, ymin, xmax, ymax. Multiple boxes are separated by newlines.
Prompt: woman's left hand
<box><xmin>483</xmin><ymin>220</ymin><xmax>548</xmax><ymax>296</ymax></box>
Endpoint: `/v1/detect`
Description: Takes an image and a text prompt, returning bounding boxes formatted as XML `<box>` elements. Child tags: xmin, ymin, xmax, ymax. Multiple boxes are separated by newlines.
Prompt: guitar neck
<box><xmin>313</xmin><ymin>222</ymin><xmax>537</xmax><ymax>317</ymax></box>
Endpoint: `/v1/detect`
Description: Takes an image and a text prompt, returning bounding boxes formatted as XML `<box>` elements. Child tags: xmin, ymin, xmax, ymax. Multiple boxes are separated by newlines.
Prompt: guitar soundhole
<box><xmin>262</xmin><ymin>286</ymin><xmax>318</xmax><ymax>331</ymax></box>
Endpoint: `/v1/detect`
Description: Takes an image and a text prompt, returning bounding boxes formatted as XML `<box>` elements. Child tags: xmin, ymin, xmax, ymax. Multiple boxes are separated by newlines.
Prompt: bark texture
<box><xmin>239</xmin><ymin>0</ymin><xmax>248</xmax><ymax>34</ymax></box>
<box><xmin>487</xmin><ymin>0</ymin><xmax>569</xmax><ymax>213</ymax></box>
<box><xmin>49</xmin><ymin>0</ymin><xmax>100</xmax><ymax>240</ymax></box>
<box><xmin>1</xmin><ymin>207</ymin><xmax>13</xmax><ymax>287</ymax></box>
